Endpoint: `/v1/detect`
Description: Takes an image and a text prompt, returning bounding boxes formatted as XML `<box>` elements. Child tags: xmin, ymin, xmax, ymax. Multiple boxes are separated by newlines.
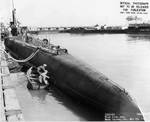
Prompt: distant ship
<box><xmin>60</xmin><ymin>23</ymin><xmax>150</xmax><ymax>34</ymax></box>
<box><xmin>60</xmin><ymin>25</ymin><xmax>126</xmax><ymax>34</ymax></box>
<box><xmin>126</xmin><ymin>23</ymin><xmax>150</xmax><ymax>33</ymax></box>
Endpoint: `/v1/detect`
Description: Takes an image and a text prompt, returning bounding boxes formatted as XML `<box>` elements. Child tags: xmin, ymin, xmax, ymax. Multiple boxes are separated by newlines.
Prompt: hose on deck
<box><xmin>0</xmin><ymin>48</ymin><xmax>40</xmax><ymax>63</ymax></box>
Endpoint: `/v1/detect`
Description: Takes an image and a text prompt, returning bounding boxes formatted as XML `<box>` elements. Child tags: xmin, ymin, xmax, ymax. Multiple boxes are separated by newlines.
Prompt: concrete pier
<box><xmin>0</xmin><ymin>40</ymin><xmax>24</xmax><ymax>122</ymax></box>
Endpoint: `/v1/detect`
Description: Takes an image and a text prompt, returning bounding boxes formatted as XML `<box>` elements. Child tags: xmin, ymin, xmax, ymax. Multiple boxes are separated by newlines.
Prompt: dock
<box><xmin>0</xmin><ymin>39</ymin><xmax>24</xmax><ymax>122</ymax></box>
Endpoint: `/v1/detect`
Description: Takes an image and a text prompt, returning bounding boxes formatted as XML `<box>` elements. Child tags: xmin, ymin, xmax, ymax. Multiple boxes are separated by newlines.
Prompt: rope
<box><xmin>0</xmin><ymin>48</ymin><xmax>40</xmax><ymax>63</ymax></box>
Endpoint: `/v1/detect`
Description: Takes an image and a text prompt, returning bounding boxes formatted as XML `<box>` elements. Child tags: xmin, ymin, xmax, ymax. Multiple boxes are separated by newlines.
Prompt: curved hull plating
<box><xmin>4</xmin><ymin>38</ymin><xmax>144</xmax><ymax>119</ymax></box>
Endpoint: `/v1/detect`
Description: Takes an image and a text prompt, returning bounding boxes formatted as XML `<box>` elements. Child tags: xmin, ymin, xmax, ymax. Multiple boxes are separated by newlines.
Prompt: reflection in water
<box><xmin>29</xmin><ymin>85</ymin><xmax>105</xmax><ymax>121</ymax></box>
<box><xmin>127</xmin><ymin>34</ymin><xmax>150</xmax><ymax>42</ymax></box>
<box><xmin>29</xmin><ymin>89</ymin><xmax>48</xmax><ymax>103</ymax></box>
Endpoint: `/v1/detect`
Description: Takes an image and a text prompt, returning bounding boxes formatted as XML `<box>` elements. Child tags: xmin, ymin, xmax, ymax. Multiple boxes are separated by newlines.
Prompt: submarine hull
<box><xmin>4</xmin><ymin>38</ymin><xmax>143</xmax><ymax>118</ymax></box>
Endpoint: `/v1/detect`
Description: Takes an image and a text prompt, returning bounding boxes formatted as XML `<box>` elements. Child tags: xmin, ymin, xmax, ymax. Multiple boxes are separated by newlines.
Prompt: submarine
<box><xmin>4</xmin><ymin>34</ymin><xmax>144</xmax><ymax>119</ymax></box>
<box><xmin>3</xmin><ymin>7</ymin><xmax>144</xmax><ymax>120</ymax></box>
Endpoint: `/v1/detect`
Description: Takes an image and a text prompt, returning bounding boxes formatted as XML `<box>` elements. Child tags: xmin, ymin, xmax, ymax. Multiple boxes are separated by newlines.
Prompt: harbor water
<box><xmin>19</xmin><ymin>33</ymin><xmax>150</xmax><ymax>121</ymax></box>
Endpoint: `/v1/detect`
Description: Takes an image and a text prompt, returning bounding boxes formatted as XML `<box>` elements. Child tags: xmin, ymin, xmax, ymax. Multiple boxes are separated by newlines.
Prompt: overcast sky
<box><xmin>0</xmin><ymin>0</ymin><xmax>150</xmax><ymax>27</ymax></box>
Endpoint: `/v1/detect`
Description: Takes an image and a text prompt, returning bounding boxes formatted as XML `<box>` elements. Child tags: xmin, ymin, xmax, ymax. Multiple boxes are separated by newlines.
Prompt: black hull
<box><xmin>60</xmin><ymin>29</ymin><xmax>126</xmax><ymax>34</ymax></box>
<box><xmin>4</xmin><ymin>38</ymin><xmax>144</xmax><ymax>119</ymax></box>
<box><xmin>28</xmin><ymin>31</ymin><xmax>39</xmax><ymax>34</ymax></box>
<box><xmin>60</xmin><ymin>28</ymin><xmax>150</xmax><ymax>34</ymax></box>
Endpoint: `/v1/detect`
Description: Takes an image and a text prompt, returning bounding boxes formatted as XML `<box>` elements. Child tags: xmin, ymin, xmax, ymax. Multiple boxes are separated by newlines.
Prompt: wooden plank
<box><xmin>4</xmin><ymin>89</ymin><xmax>21</xmax><ymax>111</ymax></box>
<box><xmin>0</xmin><ymin>55</ymin><xmax>1</xmax><ymax>61</ymax></box>
<box><xmin>0</xmin><ymin>76</ymin><xmax>6</xmax><ymax>122</ymax></box>
<box><xmin>2</xmin><ymin>75</ymin><xmax>11</xmax><ymax>88</ymax></box>
<box><xmin>4</xmin><ymin>89</ymin><xmax>24</xmax><ymax>122</ymax></box>
<box><xmin>6</xmin><ymin>109</ymin><xmax>24</xmax><ymax>122</ymax></box>
<box><xmin>1</xmin><ymin>61</ymin><xmax>8</xmax><ymax>67</ymax></box>
<box><xmin>2</xmin><ymin>73</ymin><xmax>23</xmax><ymax>90</ymax></box>
<box><xmin>0</xmin><ymin>42</ymin><xmax>6</xmax><ymax>122</ymax></box>
<box><xmin>1</xmin><ymin>67</ymin><xmax>10</xmax><ymax>75</ymax></box>
<box><xmin>0</xmin><ymin>50</ymin><xmax>6</xmax><ymax>122</ymax></box>
<box><xmin>0</xmin><ymin>65</ymin><xmax>9</xmax><ymax>68</ymax></box>
<box><xmin>0</xmin><ymin>52</ymin><xmax>6</xmax><ymax>61</ymax></box>
<box><xmin>7</xmin><ymin>113</ymin><xmax>24</xmax><ymax>122</ymax></box>
<box><xmin>5</xmin><ymin>109</ymin><xmax>22</xmax><ymax>116</ymax></box>
<box><xmin>1</xmin><ymin>53</ymin><xmax>6</xmax><ymax>61</ymax></box>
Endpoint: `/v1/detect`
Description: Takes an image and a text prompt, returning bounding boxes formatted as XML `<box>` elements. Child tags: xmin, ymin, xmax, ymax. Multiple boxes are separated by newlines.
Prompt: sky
<box><xmin>0</xmin><ymin>0</ymin><xmax>150</xmax><ymax>27</ymax></box>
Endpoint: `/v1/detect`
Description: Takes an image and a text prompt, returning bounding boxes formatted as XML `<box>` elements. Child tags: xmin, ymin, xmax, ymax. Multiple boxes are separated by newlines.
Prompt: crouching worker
<box><xmin>26</xmin><ymin>64</ymin><xmax>50</xmax><ymax>90</ymax></box>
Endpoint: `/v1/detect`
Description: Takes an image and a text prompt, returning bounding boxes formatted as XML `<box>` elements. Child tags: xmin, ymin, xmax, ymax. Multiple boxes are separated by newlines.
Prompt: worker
<box><xmin>42</xmin><ymin>39</ymin><xmax>48</xmax><ymax>48</ymax></box>
<box><xmin>27</xmin><ymin>64</ymin><xmax>49</xmax><ymax>90</ymax></box>
<box><xmin>37</xmin><ymin>64</ymin><xmax>49</xmax><ymax>85</ymax></box>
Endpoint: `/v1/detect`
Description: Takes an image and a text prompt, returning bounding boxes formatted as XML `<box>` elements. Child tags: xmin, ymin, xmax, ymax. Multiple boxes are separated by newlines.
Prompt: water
<box><xmin>14</xmin><ymin>73</ymin><xmax>104</xmax><ymax>121</ymax></box>
<box><xmin>38</xmin><ymin>33</ymin><xmax>150</xmax><ymax>120</ymax></box>
<box><xmin>17</xmin><ymin>33</ymin><xmax>150</xmax><ymax>121</ymax></box>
